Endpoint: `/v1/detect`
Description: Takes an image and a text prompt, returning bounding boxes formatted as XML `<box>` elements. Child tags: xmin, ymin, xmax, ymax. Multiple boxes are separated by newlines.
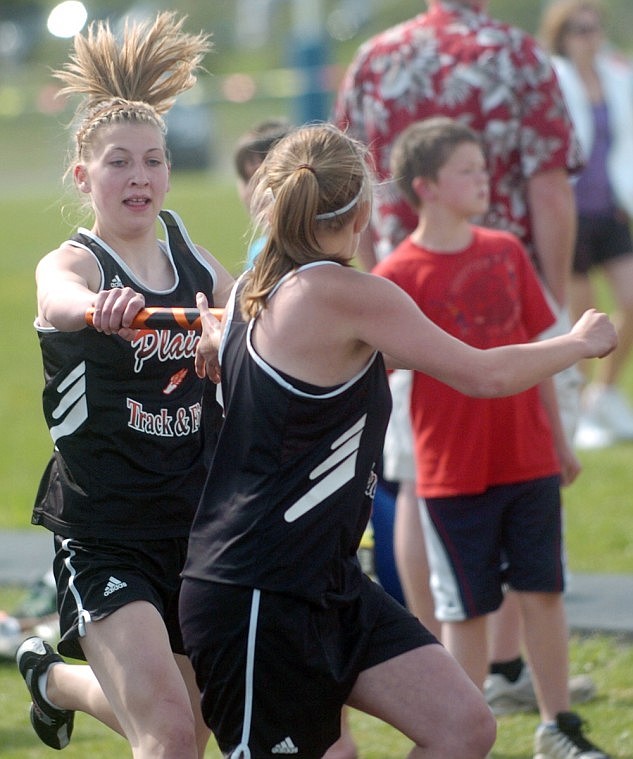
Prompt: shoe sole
<box><xmin>488</xmin><ymin>674</ymin><xmax>597</xmax><ymax>716</ymax></box>
<box><xmin>30</xmin><ymin>703</ymin><xmax>72</xmax><ymax>750</ymax></box>
<box><xmin>489</xmin><ymin>697</ymin><xmax>536</xmax><ymax>716</ymax></box>
<box><xmin>16</xmin><ymin>637</ymin><xmax>74</xmax><ymax>750</ymax></box>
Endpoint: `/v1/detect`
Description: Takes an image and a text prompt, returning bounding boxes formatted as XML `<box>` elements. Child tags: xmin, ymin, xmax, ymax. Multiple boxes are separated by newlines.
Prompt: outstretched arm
<box><xmin>345</xmin><ymin>271</ymin><xmax>616</xmax><ymax>398</ymax></box>
<box><xmin>36</xmin><ymin>246</ymin><xmax>145</xmax><ymax>334</ymax></box>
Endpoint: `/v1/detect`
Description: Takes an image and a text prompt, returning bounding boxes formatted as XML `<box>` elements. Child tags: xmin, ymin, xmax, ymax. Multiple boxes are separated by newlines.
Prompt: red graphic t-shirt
<box><xmin>373</xmin><ymin>228</ymin><xmax>558</xmax><ymax>497</ymax></box>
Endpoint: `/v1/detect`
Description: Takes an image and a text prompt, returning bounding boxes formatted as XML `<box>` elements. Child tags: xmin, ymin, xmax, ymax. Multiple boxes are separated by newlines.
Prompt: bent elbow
<box><xmin>463</xmin><ymin>371</ymin><xmax>511</xmax><ymax>399</ymax></box>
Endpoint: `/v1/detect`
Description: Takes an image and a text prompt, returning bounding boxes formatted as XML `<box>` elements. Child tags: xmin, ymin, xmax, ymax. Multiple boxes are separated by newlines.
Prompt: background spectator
<box><xmin>334</xmin><ymin>0</ymin><xmax>591</xmax><ymax>718</ymax></box>
<box><xmin>540</xmin><ymin>0</ymin><xmax>633</xmax><ymax>449</ymax></box>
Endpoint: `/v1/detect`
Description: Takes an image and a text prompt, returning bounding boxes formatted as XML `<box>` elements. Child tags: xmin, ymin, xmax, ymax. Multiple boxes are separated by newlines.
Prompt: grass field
<box><xmin>1</xmin><ymin>111</ymin><xmax>632</xmax><ymax>756</ymax></box>
<box><xmin>1</xmin><ymin>628</ymin><xmax>632</xmax><ymax>758</ymax></box>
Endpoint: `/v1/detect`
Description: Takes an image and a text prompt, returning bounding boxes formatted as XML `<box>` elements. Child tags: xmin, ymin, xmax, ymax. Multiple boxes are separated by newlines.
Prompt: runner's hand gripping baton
<box><xmin>85</xmin><ymin>306</ymin><xmax>223</xmax><ymax>331</ymax></box>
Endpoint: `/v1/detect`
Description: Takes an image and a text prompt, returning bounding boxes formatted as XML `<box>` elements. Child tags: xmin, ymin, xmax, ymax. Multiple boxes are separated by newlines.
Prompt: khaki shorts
<box><xmin>538</xmin><ymin>301</ymin><xmax>583</xmax><ymax>444</ymax></box>
<box><xmin>382</xmin><ymin>369</ymin><xmax>416</xmax><ymax>482</ymax></box>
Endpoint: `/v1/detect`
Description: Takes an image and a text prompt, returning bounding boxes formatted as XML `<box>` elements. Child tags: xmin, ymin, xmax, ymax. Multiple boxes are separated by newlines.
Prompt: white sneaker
<box><xmin>484</xmin><ymin>666</ymin><xmax>596</xmax><ymax>716</ymax></box>
<box><xmin>0</xmin><ymin>615</ymin><xmax>23</xmax><ymax>658</ymax></box>
<box><xmin>582</xmin><ymin>384</ymin><xmax>633</xmax><ymax>440</ymax></box>
<box><xmin>534</xmin><ymin>711</ymin><xmax>610</xmax><ymax>758</ymax></box>
<box><xmin>573</xmin><ymin>416</ymin><xmax>614</xmax><ymax>451</ymax></box>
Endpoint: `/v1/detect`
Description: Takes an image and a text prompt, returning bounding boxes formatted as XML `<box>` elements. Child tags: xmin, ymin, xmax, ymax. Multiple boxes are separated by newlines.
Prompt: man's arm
<box><xmin>527</xmin><ymin>167</ymin><xmax>577</xmax><ymax>309</ymax></box>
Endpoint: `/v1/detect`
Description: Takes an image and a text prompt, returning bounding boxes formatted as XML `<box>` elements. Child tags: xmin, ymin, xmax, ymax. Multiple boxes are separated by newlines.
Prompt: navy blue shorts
<box><xmin>180</xmin><ymin>575</ymin><xmax>437</xmax><ymax>758</ymax></box>
<box><xmin>420</xmin><ymin>476</ymin><xmax>564</xmax><ymax>621</ymax></box>
<box><xmin>53</xmin><ymin>534</ymin><xmax>188</xmax><ymax>660</ymax></box>
<box><xmin>573</xmin><ymin>211</ymin><xmax>633</xmax><ymax>274</ymax></box>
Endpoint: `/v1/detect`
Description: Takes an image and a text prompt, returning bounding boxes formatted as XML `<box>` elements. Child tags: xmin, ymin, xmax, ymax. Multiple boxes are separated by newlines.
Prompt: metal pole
<box><xmin>291</xmin><ymin>0</ymin><xmax>329</xmax><ymax>124</ymax></box>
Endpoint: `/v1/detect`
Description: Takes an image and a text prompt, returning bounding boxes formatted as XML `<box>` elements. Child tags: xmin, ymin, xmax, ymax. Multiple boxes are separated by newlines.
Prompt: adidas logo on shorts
<box><xmin>271</xmin><ymin>736</ymin><xmax>298</xmax><ymax>754</ymax></box>
<box><xmin>103</xmin><ymin>576</ymin><xmax>128</xmax><ymax>597</ymax></box>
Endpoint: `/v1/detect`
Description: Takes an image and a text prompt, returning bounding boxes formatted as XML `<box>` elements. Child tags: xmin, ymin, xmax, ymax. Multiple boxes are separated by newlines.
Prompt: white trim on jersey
<box><xmin>76</xmin><ymin>225</ymin><xmax>181</xmax><ymax>295</ymax></box>
<box><xmin>234</xmin><ymin>259</ymin><xmax>379</xmax><ymax>398</ymax></box>
<box><xmin>158</xmin><ymin>209</ymin><xmax>219</xmax><ymax>291</ymax></box>
<box><xmin>73</xmin><ymin>209</ymin><xmax>217</xmax><ymax>296</ymax></box>
<box><xmin>246</xmin><ymin>320</ymin><xmax>378</xmax><ymax>399</ymax></box>
<box><xmin>218</xmin><ymin>274</ymin><xmax>245</xmax><ymax>366</ymax></box>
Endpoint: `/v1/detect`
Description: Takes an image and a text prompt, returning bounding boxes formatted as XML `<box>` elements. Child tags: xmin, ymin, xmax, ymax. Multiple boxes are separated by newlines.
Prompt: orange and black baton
<box><xmin>85</xmin><ymin>306</ymin><xmax>224</xmax><ymax>331</ymax></box>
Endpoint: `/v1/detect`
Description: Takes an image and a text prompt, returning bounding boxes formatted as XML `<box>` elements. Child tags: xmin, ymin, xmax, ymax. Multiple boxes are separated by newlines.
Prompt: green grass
<box><xmin>1</xmin><ymin>111</ymin><xmax>633</xmax><ymax>756</ymax></box>
<box><xmin>1</xmin><ymin>627</ymin><xmax>631</xmax><ymax>758</ymax></box>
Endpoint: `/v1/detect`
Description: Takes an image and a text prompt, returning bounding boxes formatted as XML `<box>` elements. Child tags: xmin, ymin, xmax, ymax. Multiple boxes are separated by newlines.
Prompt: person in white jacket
<box><xmin>541</xmin><ymin>0</ymin><xmax>633</xmax><ymax>448</ymax></box>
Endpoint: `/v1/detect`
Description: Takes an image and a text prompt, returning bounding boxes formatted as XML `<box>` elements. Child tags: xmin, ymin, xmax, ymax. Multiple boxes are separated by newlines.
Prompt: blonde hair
<box><xmin>54</xmin><ymin>11</ymin><xmax>212</xmax><ymax>165</ymax></box>
<box><xmin>539</xmin><ymin>0</ymin><xmax>605</xmax><ymax>55</ymax></box>
<box><xmin>241</xmin><ymin>123</ymin><xmax>373</xmax><ymax>319</ymax></box>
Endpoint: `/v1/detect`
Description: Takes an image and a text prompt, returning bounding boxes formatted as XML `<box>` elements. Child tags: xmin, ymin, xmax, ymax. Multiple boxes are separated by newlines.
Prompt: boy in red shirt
<box><xmin>373</xmin><ymin>116</ymin><xmax>610</xmax><ymax>759</ymax></box>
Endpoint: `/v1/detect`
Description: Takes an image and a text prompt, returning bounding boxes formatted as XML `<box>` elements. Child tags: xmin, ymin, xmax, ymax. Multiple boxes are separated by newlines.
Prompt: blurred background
<box><xmin>1</xmin><ymin>0</ymin><xmax>633</xmax><ymax>564</ymax></box>
<box><xmin>3</xmin><ymin>0</ymin><xmax>633</xmax><ymax>178</ymax></box>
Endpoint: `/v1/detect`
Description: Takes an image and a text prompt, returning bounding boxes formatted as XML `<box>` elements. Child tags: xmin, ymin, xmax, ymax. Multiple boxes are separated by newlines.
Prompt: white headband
<box><xmin>316</xmin><ymin>189</ymin><xmax>363</xmax><ymax>220</ymax></box>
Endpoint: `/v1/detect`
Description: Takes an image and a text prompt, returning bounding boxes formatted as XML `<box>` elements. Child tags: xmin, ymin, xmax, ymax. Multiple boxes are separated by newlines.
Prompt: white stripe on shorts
<box><xmin>418</xmin><ymin>499</ymin><xmax>467</xmax><ymax>622</ymax></box>
<box><xmin>230</xmin><ymin>588</ymin><xmax>261</xmax><ymax>759</ymax></box>
<box><xmin>61</xmin><ymin>538</ymin><xmax>92</xmax><ymax>637</ymax></box>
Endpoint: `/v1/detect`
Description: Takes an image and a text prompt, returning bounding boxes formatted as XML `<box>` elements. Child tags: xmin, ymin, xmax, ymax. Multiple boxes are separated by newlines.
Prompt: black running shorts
<box><xmin>53</xmin><ymin>534</ymin><xmax>188</xmax><ymax>660</ymax></box>
<box><xmin>180</xmin><ymin>575</ymin><xmax>437</xmax><ymax>758</ymax></box>
<box><xmin>574</xmin><ymin>211</ymin><xmax>633</xmax><ymax>274</ymax></box>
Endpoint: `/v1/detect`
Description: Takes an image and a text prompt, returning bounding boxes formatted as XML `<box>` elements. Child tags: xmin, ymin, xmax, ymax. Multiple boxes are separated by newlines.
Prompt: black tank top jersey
<box><xmin>33</xmin><ymin>210</ymin><xmax>223</xmax><ymax>540</ymax></box>
<box><xmin>184</xmin><ymin>263</ymin><xmax>392</xmax><ymax>607</ymax></box>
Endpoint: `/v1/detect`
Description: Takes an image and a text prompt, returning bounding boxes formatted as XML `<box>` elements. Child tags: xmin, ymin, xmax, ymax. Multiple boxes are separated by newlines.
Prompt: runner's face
<box><xmin>77</xmin><ymin>122</ymin><xmax>170</xmax><ymax>234</ymax></box>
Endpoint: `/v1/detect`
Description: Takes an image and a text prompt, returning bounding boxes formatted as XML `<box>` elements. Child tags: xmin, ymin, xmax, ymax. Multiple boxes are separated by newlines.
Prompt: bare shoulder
<box><xmin>329</xmin><ymin>265</ymin><xmax>411</xmax><ymax>315</ymax></box>
<box><xmin>290</xmin><ymin>264</ymin><xmax>368</xmax><ymax>312</ymax></box>
<box><xmin>312</xmin><ymin>263</ymin><xmax>388</xmax><ymax>298</ymax></box>
<box><xmin>270</xmin><ymin>263</ymin><xmax>406</xmax><ymax>327</ymax></box>
<box><xmin>299</xmin><ymin>265</ymin><xmax>418</xmax><ymax>347</ymax></box>
<box><xmin>36</xmin><ymin>241</ymin><xmax>102</xmax><ymax>290</ymax></box>
<box><xmin>38</xmin><ymin>241</ymin><xmax>97</xmax><ymax>273</ymax></box>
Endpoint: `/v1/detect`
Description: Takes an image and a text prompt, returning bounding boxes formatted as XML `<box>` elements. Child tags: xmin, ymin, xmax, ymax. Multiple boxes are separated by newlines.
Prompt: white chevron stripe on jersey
<box><xmin>50</xmin><ymin>361</ymin><xmax>88</xmax><ymax>443</ymax></box>
<box><xmin>309</xmin><ymin>413</ymin><xmax>367</xmax><ymax>479</ymax></box>
<box><xmin>52</xmin><ymin>362</ymin><xmax>85</xmax><ymax>419</ymax></box>
<box><xmin>284</xmin><ymin>414</ymin><xmax>367</xmax><ymax>523</ymax></box>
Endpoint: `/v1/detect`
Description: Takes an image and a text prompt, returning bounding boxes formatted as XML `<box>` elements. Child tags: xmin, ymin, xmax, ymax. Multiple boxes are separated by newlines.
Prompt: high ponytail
<box><xmin>54</xmin><ymin>11</ymin><xmax>212</xmax><ymax>163</ymax></box>
<box><xmin>241</xmin><ymin>123</ymin><xmax>373</xmax><ymax>319</ymax></box>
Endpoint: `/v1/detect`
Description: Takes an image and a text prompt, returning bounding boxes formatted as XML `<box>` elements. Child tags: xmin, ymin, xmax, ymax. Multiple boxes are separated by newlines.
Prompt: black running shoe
<box><xmin>16</xmin><ymin>636</ymin><xmax>74</xmax><ymax>750</ymax></box>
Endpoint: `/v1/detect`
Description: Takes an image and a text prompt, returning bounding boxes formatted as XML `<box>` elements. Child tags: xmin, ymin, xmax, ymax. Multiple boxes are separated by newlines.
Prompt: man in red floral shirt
<box><xmin>334</xmin><ymin>0</ymin><xmax>582</xmax><ymax>304</ymax></box>
<box><xmin>333</xmin><ymin>0</ymin><xmax>595</xmax><ymax>741</ymax></box>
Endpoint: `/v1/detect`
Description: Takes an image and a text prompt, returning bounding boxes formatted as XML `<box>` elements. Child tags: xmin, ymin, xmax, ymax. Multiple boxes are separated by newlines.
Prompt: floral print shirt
<box><xmin>334</xmin><ymin>0</ymin><xmax>583</xmax><ymax>261</ymax></box>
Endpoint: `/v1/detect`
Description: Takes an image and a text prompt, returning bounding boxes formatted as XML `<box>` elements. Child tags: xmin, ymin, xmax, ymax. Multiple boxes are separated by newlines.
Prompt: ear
<box><xmin>74</xmin><ymin>165</ymin><xmax>90</xmax><ymax>193</ymax></box>
<box><xmin>353</xmin><ymin>199</ymin><xmax>371</xmax><ymax>233</ymax></box>
<box><xmin>412</xmin><ymin>175</ymin><xmax>436</xmax><ymax>203</ymax></box>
